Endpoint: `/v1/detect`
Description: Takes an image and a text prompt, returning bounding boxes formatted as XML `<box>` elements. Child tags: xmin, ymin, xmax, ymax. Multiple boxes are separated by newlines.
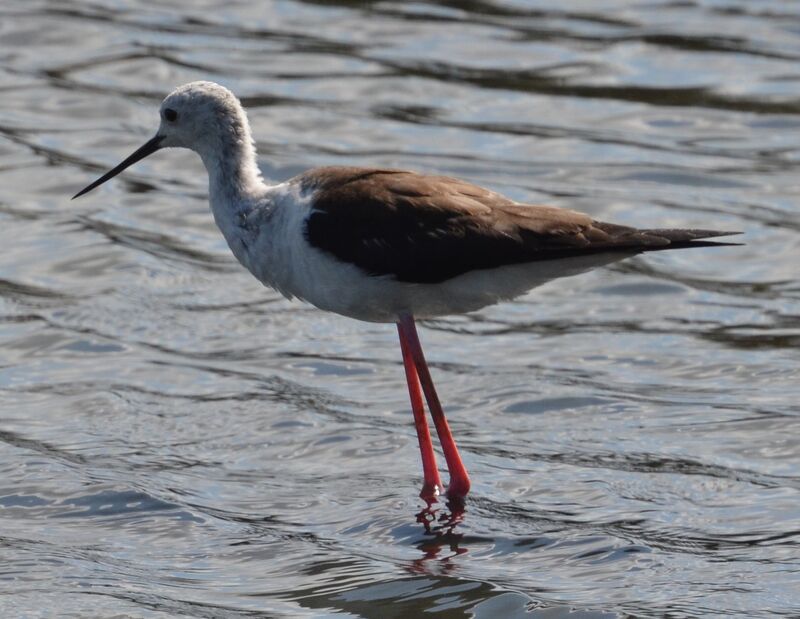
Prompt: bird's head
<box><xmin>73</xmin><ymin>81</ymin><xmax>253</xmax><ymax>199</ymax></box>
<box><xmin>157</xmin><ymin>81</ymin><xmax>251</xmax><ymax>152</ymax></box>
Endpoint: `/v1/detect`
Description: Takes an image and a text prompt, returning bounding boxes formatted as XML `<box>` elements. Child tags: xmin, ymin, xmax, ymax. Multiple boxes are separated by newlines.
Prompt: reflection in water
<box><xmin>411</xmin><ymin>498</ymin><xmax>468</xmax><ymax>574</ymax></box>
<box><xmin>1</xmin><ymin>0</ymin><xmax>799</xmax><ymax>617</ymax></box>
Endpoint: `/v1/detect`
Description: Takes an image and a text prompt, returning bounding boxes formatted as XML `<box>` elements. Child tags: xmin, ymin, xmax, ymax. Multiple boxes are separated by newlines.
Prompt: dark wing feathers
<box><xmin>301</xmin><ymin>167</ymin><xmax>739</xmax><ymax>284</ymax></box>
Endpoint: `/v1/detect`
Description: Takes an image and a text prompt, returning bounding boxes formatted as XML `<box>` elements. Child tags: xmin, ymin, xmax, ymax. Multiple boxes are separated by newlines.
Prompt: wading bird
<box><xmin>74</xmin><ymin>81</ymin><xmax>739</xmax><ymax>500</ymax></box>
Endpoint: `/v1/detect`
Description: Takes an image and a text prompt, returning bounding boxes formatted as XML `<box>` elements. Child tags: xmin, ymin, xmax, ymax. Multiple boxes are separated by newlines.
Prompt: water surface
<box><xmin>1</xmin><ymin>1</ymin><xmax>798</xmax><ymax>617</ymax></box>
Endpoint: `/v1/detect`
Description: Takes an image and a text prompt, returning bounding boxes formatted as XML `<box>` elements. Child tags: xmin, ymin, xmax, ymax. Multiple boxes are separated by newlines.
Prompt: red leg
<box><xmin>398</xmin><ymin>314</ymin><xmax>471</xmax><ymax>499</ymax></box>
<box><xmin>398</xmin><ymin>323</ymin><xmax>443</xmax><ymax>499</ymax></box>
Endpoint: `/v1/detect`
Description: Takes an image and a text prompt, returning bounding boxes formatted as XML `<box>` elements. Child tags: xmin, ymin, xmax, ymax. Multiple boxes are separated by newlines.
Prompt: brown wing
<box><xmin>301</xmin><ymin>166</ymin><xmax>737</xmax><ymax>284</ymax></box>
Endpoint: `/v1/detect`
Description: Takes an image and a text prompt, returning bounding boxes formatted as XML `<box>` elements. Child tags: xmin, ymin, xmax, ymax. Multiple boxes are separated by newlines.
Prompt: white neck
<box><xmin>192</xmin><ymin>124</ymin><xmax>273</xmax><ymax>270</ymax></box>
<box><xmin>200</xmin><ymin>137</ymin><xmax>266</xmax><ymax>209</ymax></box>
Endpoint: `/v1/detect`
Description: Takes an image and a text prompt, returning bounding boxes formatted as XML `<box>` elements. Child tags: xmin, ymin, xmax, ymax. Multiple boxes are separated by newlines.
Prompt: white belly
<box><xmin>251</xmin><ymin>237</ymin><xmax>631</xmax><ymax>323</ymax></box>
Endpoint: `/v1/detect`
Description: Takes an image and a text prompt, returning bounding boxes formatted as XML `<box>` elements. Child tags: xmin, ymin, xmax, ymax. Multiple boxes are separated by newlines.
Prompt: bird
<box><xmin>73</xmin><ymin>81</ymin><xmax>740</xmax><ymax>501</ymax></box>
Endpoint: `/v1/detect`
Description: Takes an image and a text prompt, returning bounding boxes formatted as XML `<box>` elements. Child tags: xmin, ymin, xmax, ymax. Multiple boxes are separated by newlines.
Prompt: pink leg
<box><xmin>398</xmin><ymin>314</ymin><xmax>471</xmax><ymax>499</ymax></box>
<box><xmin>398</xmin><ymin>323</ymin><xmax>443</xmax><ymax>499</ymax></box>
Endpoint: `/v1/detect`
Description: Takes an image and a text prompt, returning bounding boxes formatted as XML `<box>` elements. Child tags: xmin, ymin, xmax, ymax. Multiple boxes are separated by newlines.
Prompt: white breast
<box><xmin>241</xmin><ymin>182</ymin><xmax>403</xmax><ymax>321</ymax></box>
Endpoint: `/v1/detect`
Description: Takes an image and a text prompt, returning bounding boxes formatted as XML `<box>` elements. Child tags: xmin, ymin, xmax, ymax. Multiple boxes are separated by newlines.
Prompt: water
<box><xmin>1</xmin><ymin>1</ymin><xmax>799</xmax><ymax>617</ymax></box>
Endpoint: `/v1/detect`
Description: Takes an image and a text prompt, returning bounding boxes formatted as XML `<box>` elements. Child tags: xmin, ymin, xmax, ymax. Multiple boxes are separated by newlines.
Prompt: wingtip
<box><xmin>643</xmin><ymin>228</ymin><xmax>744</xmax><ymax>242</ymax></box>
<box><xmin>704</xmin><ymin>230</ymin><xmax>743</xmax><ymax>238</ymax></box>
<box><xmin>635</xmin><ymin>228</ymin><xmax>745</xmax><ymax>251</ymax></box>
<box><xmin>692</xmin><ymin>230</ymin><xmax>744</xmax><ymax>246</ymax></box>
<box><xmin>681</xmin><ymin>229</ymin><xmax>743</xmax><ymax>240</ymax></box>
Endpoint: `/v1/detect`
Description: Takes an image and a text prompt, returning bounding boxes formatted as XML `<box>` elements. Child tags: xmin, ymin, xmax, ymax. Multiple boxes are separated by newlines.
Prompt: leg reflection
<box><xmin>410</xmin><ymin>498</ymin><xmax>468</xmax><ymax>573</ymax></box>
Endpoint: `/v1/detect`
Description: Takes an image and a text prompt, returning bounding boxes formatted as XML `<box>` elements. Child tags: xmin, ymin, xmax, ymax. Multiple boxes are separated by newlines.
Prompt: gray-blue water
<box><xmin>1</xmin><ymin>1</ymin><xmax>799</xmax><ymax>617</ymax></box>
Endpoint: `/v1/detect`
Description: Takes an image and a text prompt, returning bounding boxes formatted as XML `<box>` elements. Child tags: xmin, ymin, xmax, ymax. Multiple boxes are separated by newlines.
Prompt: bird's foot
<box><xmin>445</xmin><ymin>475</ymin><xmax>470</xmax><ymax>501</ymax></box>
<box><xmin>419</xmin><ymin>482</ymin><xmax>442</xmax><ymax>503</ymax></box>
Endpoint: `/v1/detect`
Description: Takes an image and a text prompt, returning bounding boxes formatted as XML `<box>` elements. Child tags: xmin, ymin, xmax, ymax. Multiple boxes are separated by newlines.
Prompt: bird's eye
<box><xmin>164</xmin><ymin>108</ymin><xmax>178</xmax><ymax>122</ymax></box>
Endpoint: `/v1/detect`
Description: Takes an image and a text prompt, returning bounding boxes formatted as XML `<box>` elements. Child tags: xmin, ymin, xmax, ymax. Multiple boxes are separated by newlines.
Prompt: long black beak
<box><xmin>72</xmin><ymin>134</ymin><xmax>164</xmax><ymax>199</ymax></box>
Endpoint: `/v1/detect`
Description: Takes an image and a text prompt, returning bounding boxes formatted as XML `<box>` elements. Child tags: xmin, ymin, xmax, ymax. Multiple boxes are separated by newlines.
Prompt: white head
<box><xmin>73</xmin><ymin>81</ymin><xmax>261</xmax><ymax>199</ymax></box>
<box><xmin>157</xmin><ymin>81</ymin><xmax>254</xmax><ymax>156</ymax></box>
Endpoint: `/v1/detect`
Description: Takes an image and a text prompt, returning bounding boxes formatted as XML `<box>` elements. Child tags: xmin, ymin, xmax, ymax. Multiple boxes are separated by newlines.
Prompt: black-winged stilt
<box><xmin>73</xmin><ymin>81</ymin><xmax>740</xmax><ymax>500</ymax></box>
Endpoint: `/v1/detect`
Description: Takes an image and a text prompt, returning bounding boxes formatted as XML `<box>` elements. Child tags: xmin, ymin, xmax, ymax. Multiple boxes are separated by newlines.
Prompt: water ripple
<box><xmin>0</xmin><ymin>0</ymin><xmax>798</xmax><ymax>617</ymax></box>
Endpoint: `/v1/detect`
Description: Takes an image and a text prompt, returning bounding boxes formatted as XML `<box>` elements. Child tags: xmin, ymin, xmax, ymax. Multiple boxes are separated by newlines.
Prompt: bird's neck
<box><xmin>201</xmin><ymin>138</ymin><xmax>266</xmax><ymax>210</ymax></box>
<box><xmin>197</xmin><ymin>135</ymin><xmax>271</xmax><ymax>268</ymax></box>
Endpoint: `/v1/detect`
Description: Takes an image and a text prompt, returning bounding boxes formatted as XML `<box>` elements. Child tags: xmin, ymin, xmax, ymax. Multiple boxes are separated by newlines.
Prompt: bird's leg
<box><xmin>398</xmin><ymin>323</ymin><xmax>443</xmax><ymax>499</ymax></box>
<box><xmin>397</xmin><ymin>314</ymin><xmax>471</xmax><ymax>499</ymax></box>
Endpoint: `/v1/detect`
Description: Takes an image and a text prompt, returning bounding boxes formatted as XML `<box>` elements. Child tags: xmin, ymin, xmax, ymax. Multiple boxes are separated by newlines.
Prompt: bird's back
<box><xmin>298</xmin><ymin>166</ymin><xmax>737</xmax><ymax>285</ymax></box>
